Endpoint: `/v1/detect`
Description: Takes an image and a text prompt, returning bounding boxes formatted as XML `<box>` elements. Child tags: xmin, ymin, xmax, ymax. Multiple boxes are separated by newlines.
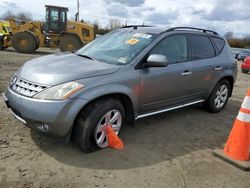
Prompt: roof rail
<box><xmin>122</xmin><ymin>25</ymin><xmax>153</xmax><ymax>29</ymax></box>
<box><xmin>166</xmin><ymin>27</ymin><xmax>218</xmax><ymax>35</ymax></box>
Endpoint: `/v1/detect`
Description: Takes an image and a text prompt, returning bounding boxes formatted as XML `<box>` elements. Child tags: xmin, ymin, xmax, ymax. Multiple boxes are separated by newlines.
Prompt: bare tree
<box><xmin>16</xmin><ymin>12</ymin><xmax>32</xmax><ymax>21</ymax></box>
<box><xmin>108</xmin><ymin>19</ymin><xmax>122</xmax><ymax>30</ymax></box>
<box><xmin>0</xmin><ymin>10</ymin><xmax>15</xmax><ymax>20</ymax></box>
<box><xmin>93</xmin><ymin>21</ymin><xmax>99</xmax><ymax>33</ymax></box>
<box><xmin>224</xmin><ymin>31</ymin><xmax>233</xmax><ymax>40</ymax></box>
<box><xmin>0</xmin><ymin>10</ymin><xmax>32</xmax><ymax>21</ymax></box>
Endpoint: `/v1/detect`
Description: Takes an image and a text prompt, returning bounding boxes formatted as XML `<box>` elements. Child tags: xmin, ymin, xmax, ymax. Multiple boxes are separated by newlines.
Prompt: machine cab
<box><xmin>44</xmin><ymin>5</ymin><xmax>68</xmax><ymax>34</ymax></box>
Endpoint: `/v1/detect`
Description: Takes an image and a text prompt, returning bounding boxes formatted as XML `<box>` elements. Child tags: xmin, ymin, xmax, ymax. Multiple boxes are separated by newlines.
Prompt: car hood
<box><xmin>17</xmin><ymin>53</ymin><xmax>120</xmax><ymax>86</ymax></box>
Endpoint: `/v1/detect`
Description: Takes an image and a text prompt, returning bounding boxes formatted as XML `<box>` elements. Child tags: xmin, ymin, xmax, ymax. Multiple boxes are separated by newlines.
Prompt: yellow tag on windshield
<box><xmin>126</xmin><ymin>38</ymin><xmax>139</xmax><ymax>45</ymax></box>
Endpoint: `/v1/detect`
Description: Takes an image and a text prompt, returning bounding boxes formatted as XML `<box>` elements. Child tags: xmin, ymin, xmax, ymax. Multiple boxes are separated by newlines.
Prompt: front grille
<box><xmin>11</xmin><ymin>78</ymin><xmax>48</xmax><ymax>97</ymax></box>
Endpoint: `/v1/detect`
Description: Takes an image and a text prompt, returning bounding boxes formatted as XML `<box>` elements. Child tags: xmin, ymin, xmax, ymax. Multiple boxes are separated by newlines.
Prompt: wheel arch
<box><xmin>76</xmin><ymin>93</ymin><xmax>135</xmax><ymax>125</ymax></box>
<box><xmin>66</xmin><ymin>92</ymin><xmax>135</xmax><ymax>143</ymax></box>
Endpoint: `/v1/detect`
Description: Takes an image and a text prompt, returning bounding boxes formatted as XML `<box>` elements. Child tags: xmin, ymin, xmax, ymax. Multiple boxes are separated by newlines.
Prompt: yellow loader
<box><xmin>8</xmin><ymin>5</ymin><xmax>95</xmax><ymax>53</ymax></box>
<box><xmin>0</xmin><ymin>20</ymin><xmax>11</xmax><ymax>50</ymax></box>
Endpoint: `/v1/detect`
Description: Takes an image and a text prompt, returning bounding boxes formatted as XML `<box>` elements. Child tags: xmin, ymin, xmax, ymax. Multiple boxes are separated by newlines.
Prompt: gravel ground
<box><xmin>0</xmin><ymin>48</ymin><xmax>250</xmax><ymax>188</ymax></box>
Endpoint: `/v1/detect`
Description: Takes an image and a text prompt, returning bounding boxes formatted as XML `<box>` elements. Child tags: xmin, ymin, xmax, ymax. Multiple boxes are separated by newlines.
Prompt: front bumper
<box><xmin>2</xmin><ymin>87</ymin><xmax>89</xmax><ymax>138</ymax></box>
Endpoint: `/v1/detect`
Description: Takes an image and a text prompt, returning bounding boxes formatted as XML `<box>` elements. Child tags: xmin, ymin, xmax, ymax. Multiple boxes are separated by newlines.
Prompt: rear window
<box><xmin>82</xmin><ymin>28</ymin><xmax>90</xmax><ymax>37</ymax></box>
<box><xmin>211</xmin><ymin>37</ymin><xmax>225</xmax><ymax>53</ymax></box>
<box><xmin>190</xmin><ymin>35</ymin><xmax>215</xmax><ymax>60</ymax></box>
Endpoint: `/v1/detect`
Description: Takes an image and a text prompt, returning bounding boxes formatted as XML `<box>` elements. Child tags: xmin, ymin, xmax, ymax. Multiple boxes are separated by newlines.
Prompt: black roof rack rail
<box><xmin>166</xmin><ymin>27</ymin><xmax>218</xmax><ymax>35</ymax></box>
<box><xmin>122</xmin><ymin>25</ymin><xmax>153</xmax><ymax>29</ymax></box>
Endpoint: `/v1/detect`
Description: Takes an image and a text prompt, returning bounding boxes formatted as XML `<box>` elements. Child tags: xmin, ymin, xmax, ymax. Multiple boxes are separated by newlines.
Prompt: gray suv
<box><xmin>2</xmin><ymin>26</ymin><xmax>237</xmax><ymax>152</ymax></box>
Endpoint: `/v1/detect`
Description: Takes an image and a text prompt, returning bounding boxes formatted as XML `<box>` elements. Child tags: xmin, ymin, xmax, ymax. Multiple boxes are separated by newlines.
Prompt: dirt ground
<box><xmin>0</xmin><ymin>48</ymin><xmax>250</xmax><ymax>188</ymax></box>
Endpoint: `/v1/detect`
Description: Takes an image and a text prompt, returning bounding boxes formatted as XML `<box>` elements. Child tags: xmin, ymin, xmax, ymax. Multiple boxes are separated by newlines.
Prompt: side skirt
<box><xmin>135</xmin><ymin>100</ymin><xmax>204</xmax><ymax>119</ymax></box>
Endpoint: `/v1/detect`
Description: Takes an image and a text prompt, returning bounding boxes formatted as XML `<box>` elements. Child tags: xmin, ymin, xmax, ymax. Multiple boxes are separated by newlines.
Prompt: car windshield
<box><xmin>76</xmin><ymin>29</ymin><xmax>157</xmax><ymax>65</ymax></box>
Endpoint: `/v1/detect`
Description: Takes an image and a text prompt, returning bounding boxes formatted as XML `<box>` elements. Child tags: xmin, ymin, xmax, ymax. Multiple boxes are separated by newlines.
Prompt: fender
<box><xmin>71</xmin><ymin>83</ymin><xmax>139</xmax><ymax>117</ymax></box>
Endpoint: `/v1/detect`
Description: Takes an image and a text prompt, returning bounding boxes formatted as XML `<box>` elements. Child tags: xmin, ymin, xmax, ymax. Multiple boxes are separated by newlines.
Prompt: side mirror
<box><xmin>144</xmin><ymin>54</ymin><xmax>168</xmax><ymax>68</ymax></box>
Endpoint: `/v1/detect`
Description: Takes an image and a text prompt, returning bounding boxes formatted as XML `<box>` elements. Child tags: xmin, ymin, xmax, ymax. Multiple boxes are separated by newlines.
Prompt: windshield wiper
<box><xmin>75</xmin><ymin>53</ymin><xmax>94</xmax><ymax>60</ymax></box>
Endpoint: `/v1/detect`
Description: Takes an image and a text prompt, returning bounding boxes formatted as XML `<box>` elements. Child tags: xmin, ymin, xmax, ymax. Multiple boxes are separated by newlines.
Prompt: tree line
<box><xmin>0</xmin><ymin>10</ymin><xmax>33</xmax><ymax>22</ymax></box>
<box><xmin>80</xmin><ymin>18</ymin><xmax>127</xmax><ymax>35</ymax></box>
<box><xmin>1</xmin><ymin>10</ymin><xmax>249</xmax><ymax>48</ymax></box>
<box><xmin>224</xmin><ymin>32</ymin><xmax>250</xmax><ymax>49</ymax></box>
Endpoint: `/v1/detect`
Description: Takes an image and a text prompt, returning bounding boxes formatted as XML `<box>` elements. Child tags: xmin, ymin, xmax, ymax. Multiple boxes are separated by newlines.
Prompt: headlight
<box><xmin>9</xmin><ymin>75</ymin><xmax>17</xmax><ymax>87</ymax></box>
<box><xmin>33</xmin><ymin>82</ymin><xmax>84</xmax><ymax>100</ymax></box>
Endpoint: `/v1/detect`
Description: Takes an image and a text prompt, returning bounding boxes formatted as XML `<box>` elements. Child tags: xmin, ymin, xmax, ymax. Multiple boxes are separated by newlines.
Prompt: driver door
<box><xmin>139</xmin><ymin>34</ymin><xmax>192</xmax><ymax>113</ymax></box>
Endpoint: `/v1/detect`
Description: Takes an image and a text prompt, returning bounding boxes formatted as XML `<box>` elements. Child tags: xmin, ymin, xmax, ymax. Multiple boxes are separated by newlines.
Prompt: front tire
<box><xmin>204</xmin><ymin>79</ymin><xmax>231</xmax><ymax>113</ymax></box>
<box><xmin>242</xmin><ymin>69</ymin><xmax>249</xmax><ymax>74</ymax></box>
<box><xmin>73</xmin><ymin>98</ymin><xmax>125</xmax><ymax>153</ymax></box>
<box><xmin>12</xmin><ymin>32</ymin><xmax>36</xmax><ymax>53</ymax></box>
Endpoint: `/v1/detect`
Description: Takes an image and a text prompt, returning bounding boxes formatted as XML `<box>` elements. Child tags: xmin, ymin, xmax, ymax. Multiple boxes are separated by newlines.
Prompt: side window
<box><xmin>60</xmin><ymin>11</ymin><xmax>66</xmax><ymax>23</ymax></box>
<box><xmin>82</xmin><ymin>28</ymin><xmax>90</xmax><ymax>37</ymax></box>
<box><xmin>211</xmin><ymin>37</ymin><xmax>225</xmax><ymax>53</ymax></box>
<box><xmin>150</xmin><ymin>35</ymin><xmax>188</xmax><ymax>64</ymax></box>
<box><xmin>190</xmin><ymin>35</ymin><xmax>215</xmax><ymax>60</ymax></box>
<box><xmin>50</xmin><ymin>9</ymin><xmax>59</xmax><ymax>30</ymax></box>
<box><xmin>51</xmin><ymin>9</ymin><xmax>59</xmax><ymax>22</ymax></box>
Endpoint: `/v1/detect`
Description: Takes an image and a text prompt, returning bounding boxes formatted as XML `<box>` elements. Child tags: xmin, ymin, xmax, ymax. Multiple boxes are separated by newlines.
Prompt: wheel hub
<box><xmin>20</xmin><ymin>39</ymin><xmax>28</xmax><ymax>48</ymax></box>
<box><xmin>214</xmin><ymin>84</ymin><xmax>228</xmax><ymax>109</ymax></box>
<box><xmin>95</xmin><ymin>109</ymin><xmax>122</xmax><ymax>148</ymax></box>
<box><xmin>67</xmin><ymin>43</ymin><xmax>74</xmax><ymax>51</ymax></box>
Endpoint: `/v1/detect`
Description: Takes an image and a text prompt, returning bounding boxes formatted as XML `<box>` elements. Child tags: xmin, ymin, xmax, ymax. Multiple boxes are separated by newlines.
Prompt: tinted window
<box><xmin>50</xmin><ymin>9</ymin><xmax>59</xmax><ymax>30</ymax></box>
<box><xmin>51</xmin><ymin>9</ymin><xmax>59</xmax><ymax>21</ymax></box>
<box><xmin>61</xmin><ymin>11</ymin><xmax>66</xmax><ymax>22</ymax></box>
<box><xmin>190</xmin><ymin>35</ymin><xmax>215</xmax><ymax>60</ymax></box>
<box><xmin>150</xmin><ymin>35</ymin><xmax>188</xmax><ymax>63</ymax></box>
<box><xmin>211</xmin><ymin>37</ymin><xmax>225</xmax><ymax>53</ymax></box>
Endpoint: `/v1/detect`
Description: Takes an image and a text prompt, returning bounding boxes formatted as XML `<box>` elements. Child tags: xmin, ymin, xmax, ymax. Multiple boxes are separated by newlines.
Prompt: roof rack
<box><xmin>166</xmin><ymin>27</ymin><xmax>218</xmax><ymax>35</ymax></box>
<box><xmin>122</xmin><ymin>25</ymin><xmax>153</xmax><ymax>29</ymax></box>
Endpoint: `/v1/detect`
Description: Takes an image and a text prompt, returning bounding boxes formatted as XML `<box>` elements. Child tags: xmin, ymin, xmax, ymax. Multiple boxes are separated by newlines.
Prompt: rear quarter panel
<box><xmin>207</xmin><ymin>42</ymin><xmax>237</xmax><ymax>96</ymax></box>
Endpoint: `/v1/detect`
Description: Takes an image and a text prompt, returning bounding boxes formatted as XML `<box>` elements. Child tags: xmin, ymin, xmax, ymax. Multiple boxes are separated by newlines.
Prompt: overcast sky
<box><xmin>0</xmin><ymin>0</ymin><xmax>250</xmax><ymax>37</ymax></box>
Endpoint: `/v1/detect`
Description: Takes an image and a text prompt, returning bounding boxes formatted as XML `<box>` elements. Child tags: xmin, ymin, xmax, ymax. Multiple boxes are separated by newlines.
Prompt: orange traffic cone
<box><xmin>106</xmin><ymin>125</ymin><xmax>124</xmax><ymax>149</ymax></box>
<box><xmin>214</xmin><ymin>89</ymin><xmax>250</xmax><ymax>170</ymax></box>
<box><xmin>224</xmin><ymin>89</ymin><xmax>250</xmax><ymax>160</ymax></box>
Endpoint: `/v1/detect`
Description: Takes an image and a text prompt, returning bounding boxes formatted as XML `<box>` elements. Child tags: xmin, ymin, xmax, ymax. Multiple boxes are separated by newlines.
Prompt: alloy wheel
<box><xmin>95</xmin><ymin>109</ymin><xmax>122</xmax><ymax>148</ymax></box>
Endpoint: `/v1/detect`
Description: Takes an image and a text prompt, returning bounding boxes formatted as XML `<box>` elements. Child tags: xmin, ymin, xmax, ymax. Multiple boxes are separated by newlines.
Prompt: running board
<box><xmin>135</xmin><ymin>100</ymin><xmax>204</xmax><ymax>119</ymax></box>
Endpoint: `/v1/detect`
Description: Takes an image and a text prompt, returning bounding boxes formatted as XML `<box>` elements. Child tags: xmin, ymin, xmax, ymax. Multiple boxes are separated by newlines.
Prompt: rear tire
<box><xmin>12</xmin><ymin>32</ymin><xmax>36</xmax><ymax>53</ymax></box>
<box><xmin>59</xmin><ymin>35</ymin><xmax>82</xmax><ymax>52</ymax></box>
<box><xmin>0</xmin><ymin>35</ymin><xmax>4</xmax><ymax>50</ymax></box>
<box><xmin>73</xmin><ymin>98</ymin><xmax>125</xmax><ymax>153</ymax></box>
<box><xmin>242</xmin><ymin>69</ymin><xmax>249</xmax><ymax>74</ymax></box>
<box><xmin>204</xmin><ymin>79</ymin><xmax>231</xmax><ymax>113</ymax></box>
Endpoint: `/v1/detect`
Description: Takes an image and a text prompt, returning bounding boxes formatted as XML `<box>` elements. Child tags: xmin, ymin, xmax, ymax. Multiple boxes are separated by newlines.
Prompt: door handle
<box><xmin>214</xmin><ymin>66</ymin><xmax>222</xmax><ymax>71</ymax></box>
<box><xmin>181</xmin><ymin>71</ymin><xmax>192</xmax><ymax>76</ymax></box>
